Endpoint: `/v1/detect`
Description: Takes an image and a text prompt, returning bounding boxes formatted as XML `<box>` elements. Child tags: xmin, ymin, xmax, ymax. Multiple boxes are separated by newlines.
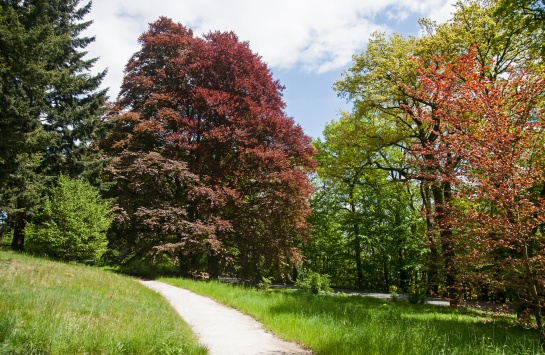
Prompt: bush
<box><xmin>407</xmin><ymin>282</ymin><xmax>427</xmax><ymax>304</ymax></box>
<box><xmin>389</xmin><ymin>285</ymin><xmax>399</xmax><ymax>302</ymax></box>
<box><xmin>256</xmin><ymin>276</ymin><xmax>273</xmax><ymax>290</ymax></box>
<box><xmin>25</xmin><ymin>175</ymin><xmax>112</xmax><ymax>262</ymax></box>
<box><xmin>295</xmin><ymin>269</ymin><xmax>333</xmax><ymax>294</ymax></box>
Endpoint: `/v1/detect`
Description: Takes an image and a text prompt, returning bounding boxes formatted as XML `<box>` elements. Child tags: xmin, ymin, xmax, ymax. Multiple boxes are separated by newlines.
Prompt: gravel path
<box><xmin>140</xmin><ymin>280</ymin><xmax>311</xmax><ymax>355</ymax></box>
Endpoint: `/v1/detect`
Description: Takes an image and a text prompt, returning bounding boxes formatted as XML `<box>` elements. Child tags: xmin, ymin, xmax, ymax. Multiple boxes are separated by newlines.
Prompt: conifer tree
<box><xmin>0</xmin><ymin>0</ymin><xmax>107</xmax><ymax>250</ymax></box>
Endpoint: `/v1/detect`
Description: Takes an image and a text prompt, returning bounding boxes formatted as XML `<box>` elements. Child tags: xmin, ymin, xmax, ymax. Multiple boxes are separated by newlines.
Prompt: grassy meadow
<box><xmin>1</xmin><ymin>248</ymin><xmax>541</xmax><ymax>355</ymax></box>
<box><xmin>161</xmin><ymin>277</ymin><xmax>541</xmax><ymax>355</ymax></box>
<box><xmin>0</xmin><ymin>250</ymin><xmax>206</xmax><ymax>355</ymax></box>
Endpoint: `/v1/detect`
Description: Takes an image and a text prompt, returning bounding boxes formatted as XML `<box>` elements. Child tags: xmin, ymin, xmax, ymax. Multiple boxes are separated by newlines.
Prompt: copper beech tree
<box><xmin>404</xmin><ymin>48</ymin><xmax>545</xmax><ymax>346</ymax></box>
<box><xmin>101</xmin><ymin>18</ymin><xmax>315</xmax><ymax>280</ymax></box>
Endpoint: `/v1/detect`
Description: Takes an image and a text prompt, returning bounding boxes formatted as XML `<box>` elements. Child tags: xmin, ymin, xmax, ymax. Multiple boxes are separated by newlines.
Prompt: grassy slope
<box><xmin>161</xmin><ymin>277</ymin><xmax>541</xmax><ymax>355</ymax></box>
<box><xmin>0</xmin><ymin>251</ymin><xmax>207</xmax><ymax>355</ymax></box>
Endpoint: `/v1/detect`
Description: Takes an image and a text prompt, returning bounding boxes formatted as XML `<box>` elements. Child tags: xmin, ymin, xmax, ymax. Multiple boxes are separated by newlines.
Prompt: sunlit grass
<box><xmin>161</xmin><ymin>277</ymin><xmax>541</xmax><ymax>355</ymax></box>
<box><xmin>0</xmin><ymin>251</ymin><xmax>207</xmax><ymax>354</ymax></box>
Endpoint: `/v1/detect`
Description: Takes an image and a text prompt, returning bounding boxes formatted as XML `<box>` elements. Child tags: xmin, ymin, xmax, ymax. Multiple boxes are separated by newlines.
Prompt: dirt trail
<box><xmin>140</xmin><ymin>280</ymin><xmax>311</xmax><ymax>355</ymax></box>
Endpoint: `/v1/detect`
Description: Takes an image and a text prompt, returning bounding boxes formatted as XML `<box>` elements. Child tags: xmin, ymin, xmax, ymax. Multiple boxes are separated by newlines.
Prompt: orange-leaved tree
<box><xmin>404</xmin><ymin>47</ymin><xmax>545</xmax><ymax>346</ymax></box>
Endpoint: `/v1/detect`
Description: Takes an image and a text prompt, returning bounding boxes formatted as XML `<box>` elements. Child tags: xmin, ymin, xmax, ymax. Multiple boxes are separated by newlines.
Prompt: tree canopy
<box><xmin>102</xmin><ymin>17</ymin><xmax>315</xmax><ymax>280</ymax></box>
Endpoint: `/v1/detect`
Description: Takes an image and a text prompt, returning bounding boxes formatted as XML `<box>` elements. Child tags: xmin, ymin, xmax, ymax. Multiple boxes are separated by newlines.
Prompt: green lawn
<box><xmin>0</xmin><ymin>251</ymin><xmax>207</xmax><ymax>354</ymax></box>
<box><xmin>161</xmin><ymin>277</ymin><xmax>541</xmax><ymax>355</ymax></box>
<box><xmin>2</xmin><ymin>250</ymin><xmax>539</xmax><ymax>355</ymax></box>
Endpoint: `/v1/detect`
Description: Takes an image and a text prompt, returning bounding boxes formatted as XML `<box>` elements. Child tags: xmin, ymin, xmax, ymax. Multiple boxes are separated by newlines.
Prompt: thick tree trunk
<box><xmin>10</xmin><ymin>212</ymin><xmax>26</xmax><ymax>251</ymax></box>
<box><xmin>207</xmin><ymin>253</ymin><xmax>219</xmax><ymax>279</ymax></box>
<box><xmin>431</xmin><ymin>182</ymin><xmax>458</xmax><ymax>306</ymax></box>
<box><xmin>347</xmin><ymin>182</ymin><xmax>365</xmax><ymax>290</ymax></box>
<box><xmin>179</xmin><ymin>251</ymin><xmax>191</xmax><ymax>277</ymax></box>
<box><xmin>522</xmin><ymin>242</ymin><xmax>545</xmax><ymax>351</ymax></box>
<box><xmin>420</xmin><ymin>183</ymin><xmax>439</xmax><ymax>295</ymax></box>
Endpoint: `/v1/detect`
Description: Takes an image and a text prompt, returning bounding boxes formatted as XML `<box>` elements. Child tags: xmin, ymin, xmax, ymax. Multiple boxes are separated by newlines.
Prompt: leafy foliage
<box><xmin>295</xmin><ymin>269</ymin><xmax>333</xmax><ymax>294</ymax></box>
<box><xmin>25</xmin><ymin>175</ymin><xmax>112</xmax><ymax>262</ymax></box>
<box><xmin>331</xmin><ymin>0</ymin><xmax>541</xmax><ymax>302</ymax></box>
<box><xmin>102</xmin><ymin>17</ymin><xmax>315</xmax><ymax>280</ymax></box>
<box><xmin>308</xmin><ymin>115</ymin><xmax>425</xmax><ymax>291</ymax></box>
<box><xmin>405</xmin><ymin>46</ymin><xmax>545</xmax><ymax>348</ymax></box>
<box><xmin>104</xmin><ymin>151</ymin><xmax>223</xmax><ymax>269</ymax></box>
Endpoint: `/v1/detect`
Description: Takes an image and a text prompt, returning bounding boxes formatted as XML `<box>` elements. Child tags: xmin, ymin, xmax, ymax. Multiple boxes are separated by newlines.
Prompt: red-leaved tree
<box><xmin>101</xmin><ymin>18</ymin><xmax>315</xmax><ymax>281</ymax></box>
<box><xmin>404</xmin><ymin>48</ymin><xmax>545</xmax><ymax>346</ymax></box>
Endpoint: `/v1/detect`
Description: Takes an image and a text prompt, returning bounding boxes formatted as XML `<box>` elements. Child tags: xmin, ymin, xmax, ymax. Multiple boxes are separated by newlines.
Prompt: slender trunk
<box><xmin>252</xmin><ymin>251</ymin><xmax>261</xmax><ymax>284</ymax></box>
<box><xmin>10</xmin><ymin>211</ymin><xmax>26</xmax><ymax>251</ymax></box>
<box><xmin>395</xmin><ymin>209</ymin><xmax>409</xmax><ymax>292</ymax></box>
<box><xmin>350</xmin><ymin>199</ymin><xmax>364</xmax><ymax>290</ymax></box>
<box><xmin>354</xmin><ymin>230</ymin><xmax>363</xmax><ymax>290</ymax></box>
<box><xmin>399</xmin><ymin>247</ymin><xmax>408</xmax><ymax>292</ymax></box>
<box><xmin>382</xmin><ymin>254</ymin><xmax>390</xmax><ymax>292</ymax></box>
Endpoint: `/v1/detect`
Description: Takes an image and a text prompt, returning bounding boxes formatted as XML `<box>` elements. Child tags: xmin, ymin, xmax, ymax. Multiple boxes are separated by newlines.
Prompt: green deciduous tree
<box><xmin>25</xmin><ymin>175</ymin><xmax>112</xmax><ymax>262</ymax></box>
<box><xmin>308</xmin><ymin>114</ymin><xmax>425</xmax><ymax>291</ymax></box>
<box><xmin>496</xmin><ymin>0</ymin><xmax>545</xmax><ymax>59</ymax></box>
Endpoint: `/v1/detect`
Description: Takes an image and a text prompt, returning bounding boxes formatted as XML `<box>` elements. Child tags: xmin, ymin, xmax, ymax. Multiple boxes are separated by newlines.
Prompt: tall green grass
<box><xmin>161</xmin><ymin>277</ymin><xmax>541</xmax><ymax>355</ymax></box>
<box><xmin>0</xmin><ymin>251</ymin><xmax>207</xmax><ymax>354</ymax></box>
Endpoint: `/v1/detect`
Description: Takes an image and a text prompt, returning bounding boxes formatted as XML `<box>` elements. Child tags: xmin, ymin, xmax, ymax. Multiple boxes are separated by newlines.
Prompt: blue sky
<box><xmin>85</xmin><ymin>0</ymin><xmax>456</xmax><ymax>139</ymax></box>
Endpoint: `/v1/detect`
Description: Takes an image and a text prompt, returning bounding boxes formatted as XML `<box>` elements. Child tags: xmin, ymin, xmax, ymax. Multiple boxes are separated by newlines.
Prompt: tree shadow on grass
<box><xmin>264</xmin><ymin>291</ymin><xmax>540</xmax><ymax>355</ymax></box>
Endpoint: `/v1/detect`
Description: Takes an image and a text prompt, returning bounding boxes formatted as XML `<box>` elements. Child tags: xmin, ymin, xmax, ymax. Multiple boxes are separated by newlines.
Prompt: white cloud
<box><xmin>84</xmin><ymin>0</ymin><xmax>457</xmax><ymax>100</ymax></box>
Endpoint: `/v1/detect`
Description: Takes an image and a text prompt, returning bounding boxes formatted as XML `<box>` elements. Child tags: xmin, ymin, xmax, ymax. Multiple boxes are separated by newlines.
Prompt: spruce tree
<box><xmin>40</xmin><ymin>0</ymin><xmax>108</xmax><ymax>179</ymax></box>
<box><xmin>0</xmin><ymin>0</ymin><xmax>107</xmax><ymax>250</ymax></box>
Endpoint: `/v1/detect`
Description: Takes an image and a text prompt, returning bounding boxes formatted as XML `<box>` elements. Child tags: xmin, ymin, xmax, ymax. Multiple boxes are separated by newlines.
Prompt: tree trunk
<box><xmin>398</xmin><ymin>247</ymin><xmax>408</xmax><ymax>292</ymax></box>
<box><xmin>346</xmin><ymin>182</ymin><xmax>365</xmax><ymax>290</ymax></box>
<box><xmin>207</xmin><ymin>253</ymin><xmax>219</xmax><ymax>279</ymax></box>
<box><xmin>350</xmin><ymin>200</ymin><xmax>364</xmax><ymax>290</ymax></box>
<box><xmin>431</xmin><ymin>182</ymin><xmax>458</xmax><ymax>306</ymax></box>
<box><xmin>420</xmin><ymin>183</ymin><xmax>439</xmax><ymax>295</ymax></box>
<box><xmin>522</xmin><ymin>242</ymin><xmax>545</xmax><ymax>351</ymax></box>
<box><xmin>10</xmin><ymin>211</ymin><xmax>26</xmax><ymax>251</ymax></box>
<box><xmin>382</xmin><ymin>255</ymin><xmax>390</xmax><ymax>292</ymax></box>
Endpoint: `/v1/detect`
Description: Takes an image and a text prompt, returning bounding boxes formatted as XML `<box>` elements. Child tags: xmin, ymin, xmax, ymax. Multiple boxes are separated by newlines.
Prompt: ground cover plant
<box><xmin>161</xmin><ymin>277</ymin><xmax>540</xmax><ymax>355</ymax></box>
<box><xmin>0</xmin><ymin>251</ymin><xmax>206</xmax><ymax>354</ymax></box>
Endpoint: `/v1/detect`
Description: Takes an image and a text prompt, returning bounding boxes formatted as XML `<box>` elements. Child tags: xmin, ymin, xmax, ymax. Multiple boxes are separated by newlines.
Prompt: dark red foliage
<box><xmin>102</xmin><ymin>17</ymin><xmax>315</xmax><ymax>280</ymax></box>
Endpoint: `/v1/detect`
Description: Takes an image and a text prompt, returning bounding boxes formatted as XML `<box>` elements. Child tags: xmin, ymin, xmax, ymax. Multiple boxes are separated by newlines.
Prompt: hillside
<box><xmin>0</xmin><ymin>251</ymin><xmax>206</xmax><ymax>354</ymax></box>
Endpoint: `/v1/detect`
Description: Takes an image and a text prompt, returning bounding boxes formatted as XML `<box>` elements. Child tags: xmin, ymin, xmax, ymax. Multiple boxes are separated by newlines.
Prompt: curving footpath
<box><xmin>140</xmin><ymin>280</ymin><xmax>311</xmax><ymax>355</ymax></box>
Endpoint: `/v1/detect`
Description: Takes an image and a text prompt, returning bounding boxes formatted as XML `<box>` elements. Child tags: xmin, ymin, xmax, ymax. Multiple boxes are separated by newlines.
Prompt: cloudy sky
<box><xmin>85</xmin><ymin>0</ymin><xmax>457</xmax><ymax>138</ymax></box>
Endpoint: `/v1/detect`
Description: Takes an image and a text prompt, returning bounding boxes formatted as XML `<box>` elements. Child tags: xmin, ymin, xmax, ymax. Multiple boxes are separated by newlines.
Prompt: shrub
<box><xmin>389</xmin><ymin>285</ymin><xmax>399</xmax><ymax>302</ymax></box>
<box><xmin>256</xmin><ymin>276</ymin><xmax>273</xmax><ymax>290</ymax></box>
<box><xmin>295</xmin><ymin>269</ymin><xmax>333</xmax><ymax>294</ymax></box>
<box><xmin>407</xmin><ymin>282</ymin><xmax>427</xmax><ymax>304</ymax></box>
<box><xmin>25</xmin><ymin>175</ymin><xmax>112</xmax><ymax>262</ymax></box>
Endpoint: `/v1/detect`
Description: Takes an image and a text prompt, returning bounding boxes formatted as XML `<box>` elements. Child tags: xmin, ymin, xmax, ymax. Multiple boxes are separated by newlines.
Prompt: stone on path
<box><xmin>140</xmin><ymin>280</ymin><xmax>311</xmax><ymax>355</ymax></box>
